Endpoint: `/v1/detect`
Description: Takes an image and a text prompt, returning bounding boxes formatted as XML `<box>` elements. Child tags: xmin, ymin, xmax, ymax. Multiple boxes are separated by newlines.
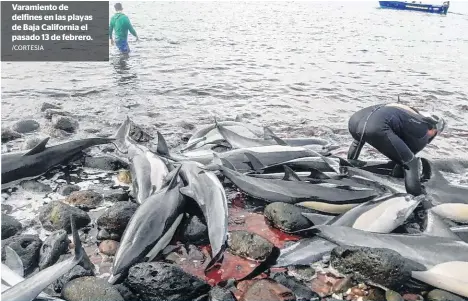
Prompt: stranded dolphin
<box><xmin>215</xmin><ymin>158</ymin><xmax>379</xmax><ymax>214</ymax></box>
<box><xmin>179</xmin><ymin>161</ymin><xmax>229</xmax><ymax>271</ymax></box>
<box><xmin>108</xmin><ymin>166</ymin><xmax>185</xmax><ymax>284</ymax></box>
<box><xmin>1</xmin><ymin>137</ymin><xmax>114</xmax><ymax>190</ymax></box>
<box><xmin>1</xmin><ymin>216</ymin><xmax>84</xmax><ymax>301</ymax></box>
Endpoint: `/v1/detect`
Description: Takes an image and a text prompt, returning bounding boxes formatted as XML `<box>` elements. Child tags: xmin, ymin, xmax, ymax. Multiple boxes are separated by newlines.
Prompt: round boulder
<box><xmin>1</xmin><ymin>234</ymin><xmax>42</xmax><ymax>276</ymax></box>
<box><xmin>64</xmin><ymin>190</ymin><xmax>103</xmax><ymax>210</ymax></box>
<box><xmin>39</xmin><ymin>230</ymin><xmax>70</xmax><ymax>270</ymax></box>
<box><xmin>1</xmin><ymin>213</ymin><xmax>22</xmax><ymax>239</ymax></box>
<box><xmin>264</xmin><ymin>202</ymin><xmax>313</xmax><ymax>232</ymax></box>
<box><xmin>96</xmin><ymin>202</ymin><xmax>138</xmax><ymax>237</ymax></box>
<box><xmin>38</xmin><ymin>201</ymin><xmax>91</xmax><ymax>233</ymax></box>
<box><xmin>12</xmin><ymin>119</ymin><xmax>40</xmax><ymax>133</ymax></box>
<box><xmin>62</xmin><ymin>276</ymin><xmax>124</xmax><ymax>301</ymax></box>
<box><xmin>227</xmin><ymin>230</ymin><xmax>274</xmax><ymax>261</ymax></box>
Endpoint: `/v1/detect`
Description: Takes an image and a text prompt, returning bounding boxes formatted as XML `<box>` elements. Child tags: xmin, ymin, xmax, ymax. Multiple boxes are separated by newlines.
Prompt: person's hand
<box><xmin>110</xmin><ymin>39</ymin><xmax>114</xmax><ymax>46</ymax></box>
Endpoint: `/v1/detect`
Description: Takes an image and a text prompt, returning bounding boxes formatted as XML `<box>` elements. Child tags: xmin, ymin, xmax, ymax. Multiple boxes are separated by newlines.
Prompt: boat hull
<box><xmin>379</xmin><ymin>1</ymin><xmax>449</xmax><ymax>14</ymax></box>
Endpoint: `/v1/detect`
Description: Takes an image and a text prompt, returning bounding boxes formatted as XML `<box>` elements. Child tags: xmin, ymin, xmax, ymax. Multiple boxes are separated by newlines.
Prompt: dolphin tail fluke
<box><xmin>243</xmin><ymin>152</ymin><xmax>265</xmax><ymax>172</ymax></box>
<box><xmin>283</xmin><ymin>166</ymin><xmax>301</xmax><ymax>181</ymax></box>
<box><xmin>236</xmin><ymin>246</ymin><xmax>281</xmax><ymax>282</ymax></box>
<box><xmin>70</xmin><ymin>215</ymin><xmax>84</xmax><ymax>264</ymax></box>
<box><xmin>4</xmin><ymin>247</ymin><xmax>24</xmax><ymax>277</ymax></box>
<box><xmin>204</xmin><ymin>243</ymin><xmax>227</xmax><ymax>273</ymax></box>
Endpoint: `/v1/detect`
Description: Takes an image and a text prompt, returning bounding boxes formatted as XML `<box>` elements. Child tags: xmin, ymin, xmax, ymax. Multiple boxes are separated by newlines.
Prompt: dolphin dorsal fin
<box><xmin>167</xmin><ymin>165</ymin><xmax>182</xmax><ymax>190</ymax></box>
<box><xmin>220</xmin><ymin>157</ymin><xmax>236</xmax><ymax>171</ymax></box>
<box><xmin>235</xmin><ymin>115</ymin><xmax>243</xmax><ymax>122</ymax></box>
<box><xmin>282</xmin><ymin>166</ymin><xmax>301</xmax><ymax>181</ymax></box>
<box><xmin>263</xmin><ymin>127</ymin><xmax>289</xmax><ymax>146</ymax></box>
<box><xmin>307</xmin><ymin>168</ymin><xmax>331</xmax><ymax>180</ymax></box>
<box><xmin>23</xmin><ymin>137</ymin><xmax>50</xmax><ymax>156</ymax></box>
<box><xmin>243</xmin><ymin>152</ymin><xmax>265</xmax><ymax>172</ymax></box>
<box><xmin>156</xmin><ymin>131</ymin><xmax>170</xmax><ymax>156</ymax></box>
<box><xmin>302</xmin><ymin>212</ymin><xmax>335</xmax><ymax>226</ymax></box>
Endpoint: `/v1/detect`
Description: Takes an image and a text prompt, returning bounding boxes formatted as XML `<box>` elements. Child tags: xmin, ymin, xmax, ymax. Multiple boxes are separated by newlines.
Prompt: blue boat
<box><xmin>379</xmin><ymin>1</ymin><xmax>450</xmax><ymax>14</ymax></box>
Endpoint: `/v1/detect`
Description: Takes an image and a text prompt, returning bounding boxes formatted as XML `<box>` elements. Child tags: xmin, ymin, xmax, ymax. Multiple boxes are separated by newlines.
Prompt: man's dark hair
<box><xmin>114</xmin><ymin>3</ymin><xmax>123</xmax><ymax>11</ymax></box>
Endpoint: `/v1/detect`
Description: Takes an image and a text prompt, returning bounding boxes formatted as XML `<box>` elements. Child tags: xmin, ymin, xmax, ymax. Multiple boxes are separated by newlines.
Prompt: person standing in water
<box><xmin>109</xmin><ymin>3</ymin><xmax>138</xmax><ymax>54</ymax></box>
<box><xmin>347</xmin><ymin>103</ymin><xmax>445</xmax><ymax>196</ymax></box>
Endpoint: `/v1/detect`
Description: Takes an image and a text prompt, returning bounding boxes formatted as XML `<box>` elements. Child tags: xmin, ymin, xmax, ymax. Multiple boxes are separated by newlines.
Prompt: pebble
<box><xmin>240</xmin><ymin>279</ymin><xmax>296</xmax><ymax>301</ymax></box>
<box><xmin>264</xmin><ymin>202</ymin><xmax>313</xmax><ymax>232</ymax></box>
<box><xmin>62</xmin><ymin>276</ymin><xmax>124</xmax><ymax>301</ymax></box>
<box><xmin>228</xmin><ymin>230</ymin><xmax>274</xmax><ymax>261</ymax></box>
<box><xmin>20</xmin><ymin>180</ymin><xmax>52</xmax><ymax>193</ymax></box>
<box><xmin>96</xmin><ymin>201</ymin><xmax>139</xmax><ymax>236</ymax></box>
<box><xmin>38</xmin><ymin>201</ymin><xmax>91</xmax><ymax>233</ymax></box>
<box><xmin>52</xmin><ymin>115</ymin><xmax>79</xmax><ymax>133</ymax></box>
<box><xmin>12</xmin><ymin>119</ymin><xmax>40</xmax><ymax>133</ymax></box>
<box><xmin>117</xmin><ymin>170</ymin><xmax>132</xmax><ymax>184</ymax></box>
<box><xmin>1</xmin><ymin>127</ymin><xmax>22</xmax><ymax>142</ymax></box>
<box><xmin>41</xmin><ymin>102</ymin><xmax>62</xmax><ymax>112</ymax></box>
<box><xmin>182</xmin><ymin>215</ymin><xmax>209</xmax><ymax>245</ymax></box>
<box><xmin>427</xmin><ymin>289</ymin><xmax>467</xmax><ymax>301</ymax></box>
<box><xmin>330</xmin><ymin>246</ymin><xmax>412</xmax><ymax>291</ymax></box>
<box><xmin>1</xmin><ymin>213</ymin><xmax>23</xmax><ymax>239</ymax></box>
<box><xmin>98</xmin><ymin>240</ymin><xmax>120</xmax><ymax>256</ymax></box>
<box><xmin>1</xmin><ymin>234</ymin><xmax>43</xmax><ymax>276</ymax></box>
<box><xmin>39</xmin><ymin>230</ymin><xmax>70</xmax><ymax>270</ymax></box>
<box><xmin>58</xmin><ymin>184</ymin><xmax>81</xmax><ymax>196</ymax></box>
<box><xmin>125</xmin><ymin>262</ymin><xmax>210</xmax><ymax>301</ymax></box>
<box><xmin>64</xmin><ymin>190</ymin><xmax>103</xmax><ymax>210</ymax></box>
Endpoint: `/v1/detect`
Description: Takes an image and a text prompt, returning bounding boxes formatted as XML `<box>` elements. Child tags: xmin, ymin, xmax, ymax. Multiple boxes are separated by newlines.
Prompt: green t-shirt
<box><xmin>109</xmin><ymin>12</ymin><xmax>137</xmax><ymax>41</ymax></box>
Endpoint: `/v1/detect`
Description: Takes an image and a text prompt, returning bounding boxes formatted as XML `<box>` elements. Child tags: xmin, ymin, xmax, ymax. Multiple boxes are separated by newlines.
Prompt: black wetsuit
<box><xmin>347</xmin><ymin>104</ymin><xmax>434</xmax><ymax>196</ymax></box>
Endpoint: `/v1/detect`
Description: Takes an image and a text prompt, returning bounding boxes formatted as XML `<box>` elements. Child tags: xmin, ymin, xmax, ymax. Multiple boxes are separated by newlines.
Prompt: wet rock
<box><xmin>287</xmin><ymin>266</ymin><xmax>316</xmax><ymax>282</ymax></box>
<box><xmin>182</xmin><ymin>215</ymin><xmax>209</xmax><ymax>245</ymax></box>
<box><xmin>125</xmin><ymin>262</ymin><xmax>210</xmax><ymax>301</ymax></box>
<box><xmin>385</xmin><ymin>289</ymin><xmax>404</xmax><ymax>301</ymax></box>
<box><xmin>1</xmin><ymin>234</ymin><xmax>42</xmax><ymax>276</ymax></box>
<box><xmin>52</xmin><ymin>115</ymin><xmax>79</xmax><ymax>133</ymax></box>
<box><xmin>54</xmin><ymin>255</ymin><xmax>95</xmax><ymax>293</ymax></box>
<box><xmin>264</xmin><ymin>203</ymin><xmax>313</xmax><ymax>232</ymax></box>
<box><xmin>20</xmin><ymin>180</ymin><xmax>52</xmax><ymax>193</ymax></box>
<box><xmin>41</xmin><ymin>102</ymin><xmax>62</xmax><ymax>112</ymax></box>
<box><xmin>102</xmin><ymin>189</ymin><xmax>129</xmax><ymax>203</ymax></box>
<box><xmin>178</xmin><ymin>120</ymin><xmax>195</xmax><ymax>131</ymax></box>
<box><xmin>1</xmin><ymin>204</ymin><xmax>14</xmax><ymax>214</ymax></box>
<box><xmin>39</xmin><ymin>230</ymin><xmax>69</xmax><ymax>270</ymax></box>
<box><xmin>228</xmin><ymin>230</ymin><xmax>274</xmax><ymax>261</ymax></box>
<box><xmin>82</xmin><ymin>155</ymin><xmax>129</xmax><ymax>171</ymax></box>
<box><xmin>58</xmin><ymin>184</ymin><xmax>81</xmax><ymax>196</ymax></box>
<box><xmin>330</xmin><ymin>246</ymin><xmax>412</xmax><ymax>291</ymax></box>
<box><xmin>97</xmin><ymin>229</ymin><xmax>111</xmax><ymax>241</ymax></box>
<box><xmin>96</xmin><ymin>201</ymin><xmax>138</xmax><ymax>236</ymax></box>
<box><xmin>114</xmin><ymin>283</ymin><xmax>138</xmax><ymax>301</ymax></box>
<box><xmin>240</xmin><ymin>279</ymin><xmax>296</xmax><ymax>301</ymax></box>
<box><xmin>44</xmin><ymin>109</ymin><xmax>70</xmax><ymax>120</ymax></box>
<box><xmin>38</xmin><ymin>201</ymin><xmax>91</xmax><ymax>233</ymax></box>
<box><xmin>402</xmin><ymin>294</ymin><xmax>424</xmax><ymax>301</ymax></box>
<box><xmin>23</xmin><ymin>137</ymin><xmax>45</xmax><ymax>150</ymax></box>
<box><xmin>62</xmin><ymin>276</ymin><xmax>124</xmax><ymax>301</ymax></box>
<box><xmin>272</xmin><ymin>272</ymin><xmax>318</xmax><ymax>301</ymax></box>
<box><xmin>99</xmin><ymin>240</ymin><xmax>120</xmax><ymax>256</ymax></box>
<box><xmin>2</xmin><ymin>127</ymin><xmax>22</xmax><ymax>142</ymax></box>
<box><xmin>12</xmin><ymin>119</ymin><xmax>40</xmax><ymax>133</ymax></box>
<box><xmin>427</xmin><ymin>289</ymin><xmax>467</xmax><ymax>301</ymax></box>
<box><xmin>1</xmin><ymin>213</ymin><xmax>22</xmax><ymax>239</ymax></box>
<box><xmin>117</xmin><ymin>170</ymin><xmax>132</xmax><ymax>184</ymax></box>
<box><xmin>64</xmin><ymin>190</ymin><xmax>103</xmax><ymax>210</ymax></box>
<box><xmin>209</xmin><ymin>286</ymin><xmax>236</xmax><ymax>301</ymax></box>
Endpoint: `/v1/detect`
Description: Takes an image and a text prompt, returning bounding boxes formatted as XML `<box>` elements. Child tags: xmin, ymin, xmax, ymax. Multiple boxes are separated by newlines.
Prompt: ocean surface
<box><xmin>2</xmin><ymin>0</ymin><xmax>468</xmax><ymax>279</ymax></box>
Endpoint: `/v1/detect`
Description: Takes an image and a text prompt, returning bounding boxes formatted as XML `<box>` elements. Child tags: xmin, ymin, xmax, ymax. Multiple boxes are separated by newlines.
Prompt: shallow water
<box><xmin>1</xmin><ymin>0</ymin><xmax>468</xmax><ymax>287</ymax></box>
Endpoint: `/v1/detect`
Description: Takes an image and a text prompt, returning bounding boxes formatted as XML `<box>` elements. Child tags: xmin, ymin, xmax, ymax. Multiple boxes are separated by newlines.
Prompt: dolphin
<box><xmin>215</xmin><ymin>159</ymin><xmax>379</xmax><ymax>214</ymax></box>
<box><xmin>314</xmin><ymin>225</ymin><xmax>468</xmax><ymax>298</ymax></box>
<box><xmin>130</xmin><ymin>151</ymin><xmax>169</xmax><ymax>203</ymax></box>
<box><xmin>1</xmin><ymin>137</ymin><xmax>114</xmax><ymax>190</ymax></box>
<box><xmin>178</xmin><ymin>161</ymin><xmax>229</xmax><ymax>271</ymax></box>
<box><xmin>1</xmin><ymin>216</ymin><xmax>84</xmax><ymax>301</ymax></box>
<box><xmin>157</xmin><ymin>131</ymin><xmax>324</xmax><ymax>173</ymax></box>
<box><xmin>108</xmin><ymin>166</ymin><xmax>185</xmax><ymax>284</ymax></box>
<box><xmin>422</xmin><ymin>210</ymin><xmax>461</xmax><ymax>240</ymax></box>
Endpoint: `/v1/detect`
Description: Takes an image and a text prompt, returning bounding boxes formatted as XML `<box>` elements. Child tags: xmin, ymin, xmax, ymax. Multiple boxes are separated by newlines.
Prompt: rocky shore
<box><xmin>2</xmin><ymin>102</ymin><xmax>467</xmax><ymax>301</ymax></box>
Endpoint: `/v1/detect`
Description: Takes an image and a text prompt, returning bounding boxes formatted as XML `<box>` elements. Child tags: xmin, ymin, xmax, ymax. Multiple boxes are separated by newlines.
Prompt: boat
<box><xmin>379</xmin><ymin>1</ymin><xmax>450</xmax><ymax>14</ymax></box>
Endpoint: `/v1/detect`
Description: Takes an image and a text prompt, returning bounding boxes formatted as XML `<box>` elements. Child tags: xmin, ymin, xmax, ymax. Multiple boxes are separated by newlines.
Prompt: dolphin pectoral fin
<box><xmin>301</xmin><ymin>212</ymin><xmax>335</xmax><ymax>226</ymax></box>
<box><xmin>243</xmin><ymin>152</ymin><xmax>265</xmax><ymax>172</ymax></box>
<box><xmin>4</xmin><ymin>247</ymin><xmax>24</xmax><ymax>278</ymax></box>
<box><xmin>23</xmin><ymin>137</ymin><xmax>50</xmax><ymax>156</ymax></box>
<box><xmin>411</xmin><ymin>261</ymin><xmax>468</xmax><ymax>298</ymax></box>
<box><xmin>219</xmin><ymin>157</ymin><xmax>236</xmax><ymax>171</ymax></box>
<box><xmin>236</xmin><ymin>246</ymin><xmax>281</xmax><ymax>282</ymax></box>
<box><xmin>180</xmin><ymin>187</ymin><xmax>196</xmax><ymax>199</ymax></box>
<box><xmin>204</xmin><ymin>243</ymin><xmax>227</xmax><ymax>273</ymax></box>
<box><xmin>321</xmin><ymin>156</ymin><xmax>341</xmax><ymax>173</ymax></box>
<box><xmin>307</xmin><ymin>168</ymin><xmax>331</xmax><ymax>180</ymax></box>
<box><xmin>282</xmin><ymin>166</ymin><xmax>301</xmax><ymax>181</ymax></box>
